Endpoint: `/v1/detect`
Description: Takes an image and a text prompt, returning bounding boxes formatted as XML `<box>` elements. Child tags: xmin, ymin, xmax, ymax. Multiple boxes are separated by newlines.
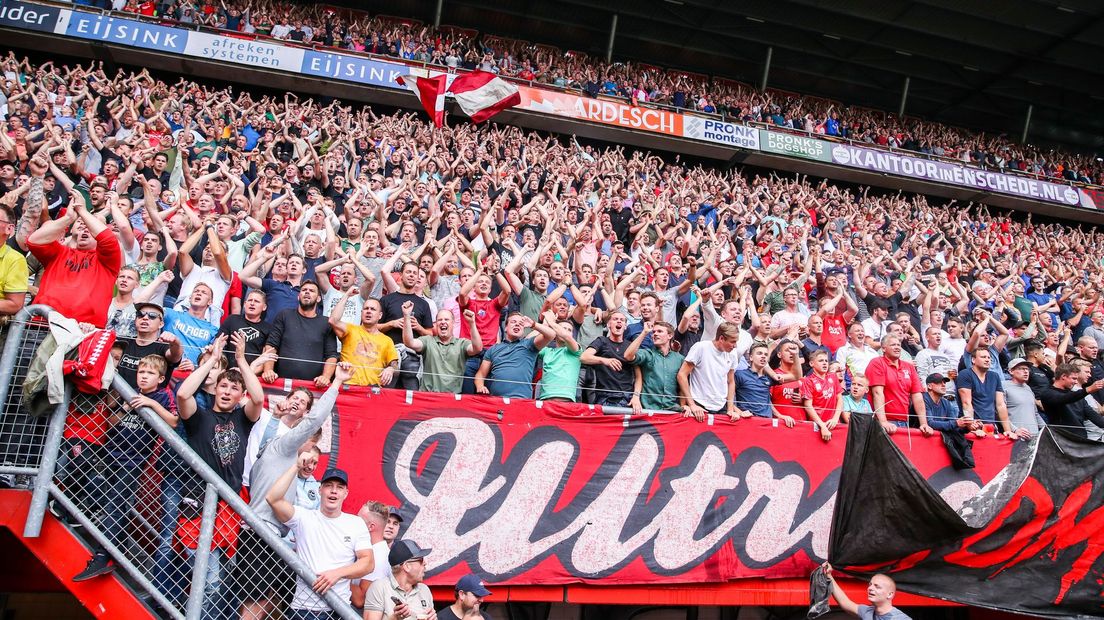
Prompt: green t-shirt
<box><xmin>537</xmin><ymin>346</ymin><xmax>582</xmax><ymax>401</ymax></box>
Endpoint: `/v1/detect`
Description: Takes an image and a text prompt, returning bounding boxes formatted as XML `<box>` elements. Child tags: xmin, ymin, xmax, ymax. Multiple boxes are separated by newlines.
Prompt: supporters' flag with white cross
<box><xmin>447</xmin><ymin>70</ymin><xmax>521</xmax><ymax>124</ymax></box>
<box><xmin>396</xmin><ymin>74</ymin><xmax>447</xmax><ymax>128</ymax></box>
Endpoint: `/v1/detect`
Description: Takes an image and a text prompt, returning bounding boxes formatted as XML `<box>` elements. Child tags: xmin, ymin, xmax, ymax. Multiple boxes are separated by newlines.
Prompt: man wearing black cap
<box><xmin>364</xmin><ymin>539</ymin><xmax>436</xmax><ymax>620</ymax></box>
<box><xmin>267</xmin><ymin>462</ymin><xmax>374</xmax><ymax>618</ymax></box>
<box><xmin>438</xmin><ymin>574</ymin><xmax>492</xmax><ymax>620</ymax></box>
<box><xmin>923</xmin><ymin>372</ymin><xmax>981</xmax><ymax>433</ymax></box>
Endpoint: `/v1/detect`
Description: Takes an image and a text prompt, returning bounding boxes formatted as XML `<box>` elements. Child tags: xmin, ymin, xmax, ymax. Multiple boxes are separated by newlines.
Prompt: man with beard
<box><xmin>475</xmin><ymin>312</ymin><xmax>555</xmax><ymax>399</ymax></box>
<box><xmin>582</xmin><ymin>311</ymin><xmax>636</xmax><ymax>407</ymax></box>
<box><xmin>27</xmin><ymin>189</ymin><xmax>122</xmax><ymax>326</ymax></box>
<box><xmin>438</xmin><ymin>575</ymin><xmax>493</xmax><ymax>620</ymax></box>
<box><xmin>262</xmin><ymin>280</ymin><xmax>338</xmax><ymax>386</ymax></box>
<box><xmin>379</xmin><ymin>261</ymin><xmax>434</xmax><ymax>390</ymax></box>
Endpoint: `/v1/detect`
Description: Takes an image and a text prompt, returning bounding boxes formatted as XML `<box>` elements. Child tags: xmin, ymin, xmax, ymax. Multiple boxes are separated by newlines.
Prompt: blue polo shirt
<box><xmin>261</xmin><ymin>277</ymin><xmax>301</xmax><ymax>324</ymax></box>
<box><xmin>734</xmin><ymin>368</ymin><xmax>773</xmax><ymax>418</ymax></box>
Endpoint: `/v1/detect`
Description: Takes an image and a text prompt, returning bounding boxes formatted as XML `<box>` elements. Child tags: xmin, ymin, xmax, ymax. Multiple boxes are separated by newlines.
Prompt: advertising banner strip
<box><xmin>829</xmin><ymin>142</ymin><xmax>1082</xmax><ymax>206</ymax></box>
<box><xmin>517</xmin><ymin>85</ymin><xmax>683</xmax><ymax>136</ymax></box>
<box><xmin>0</xmin><ymin>0</ymin><xmax>64</xmax><ymax>33</ymax></box>
<box><xmin>759</xmin><ymin>129</ymin><xmax>832</xmax><ymax>162</ymax></box>
<box><xmin>266</xmin><ymin>382</ymin><xmax>1012</xmax><ymax>586</ymax></box>
<box><xmin>65</xmin><ymin>11</ymin><xmax>187</xmax><ymax>54</ymax></box>
<box><xmin>683</xmin><ymin>115</ymin><xmax>760</xmax><ymax>149</ymax></box>
<box><xmin>300</xmin><ymin>50</ymin><xmax>409</xmax><ymax>88</ymax></box>
<box><xmin>183</xmin><ymin>31</ymin><xmax>304</xmax><ymax>71</ymax></box>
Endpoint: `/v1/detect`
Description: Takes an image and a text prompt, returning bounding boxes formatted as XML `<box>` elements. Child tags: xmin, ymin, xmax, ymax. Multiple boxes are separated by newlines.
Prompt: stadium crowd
<box><xmin>4</xmin><ymin>48</ymin><xmax>1104</xmax><ymax>618</ymax></box>
<box><xmin>70</xmin><ymin>0</ymin><xmax>1104</xmax><ymax>186</ymax></box>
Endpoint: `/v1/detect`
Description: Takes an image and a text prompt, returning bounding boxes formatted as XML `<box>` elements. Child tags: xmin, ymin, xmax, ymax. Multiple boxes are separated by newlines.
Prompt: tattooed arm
<box><xmin>15</xmin><ymin>157</ymin><xmax>49</xmax><ymax>251</ymax></box>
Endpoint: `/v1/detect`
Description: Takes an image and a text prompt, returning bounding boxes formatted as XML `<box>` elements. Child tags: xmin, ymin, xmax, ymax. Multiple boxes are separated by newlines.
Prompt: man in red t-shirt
<box><xmin>27</xmin><ymin>190</ymin><xmax>122</xmax><ymax>327</ymax></box>
<box><xmin>817</xmin><ymin>274</ymin><xmax>858</xmax><ymax>353</ymax></box>
<box><xmin>864</xmin><ymin>334</ymin><xmax>932</xmax><ymax>435</ymax></box>
<box><xmin>458</xmin><ymin>265</ymin><xmax>509</xmax><ymax>392</ymax></box>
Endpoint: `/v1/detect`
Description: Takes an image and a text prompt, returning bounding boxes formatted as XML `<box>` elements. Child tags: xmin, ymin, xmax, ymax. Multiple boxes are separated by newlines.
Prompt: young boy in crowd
<box><xmin>841</xmin><ymin>375</ymin><xmax>873</xmax><ymax>424</ymax></box>
<box><xmin>74</xmin><ymin>354</ymin><xmax>178</xmax><ymax>581</ymax></box>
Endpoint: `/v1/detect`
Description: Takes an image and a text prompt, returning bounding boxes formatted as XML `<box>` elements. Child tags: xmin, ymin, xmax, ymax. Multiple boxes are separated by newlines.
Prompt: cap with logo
<box><xmin>389</xmin><ymin>539</ymin><xmax>432</xmax><ymax>567</ymax></box>
<box><xmin>455</xmin><ymin>573</ymin><xmax>492</xmax><ymax>597</ymax></box>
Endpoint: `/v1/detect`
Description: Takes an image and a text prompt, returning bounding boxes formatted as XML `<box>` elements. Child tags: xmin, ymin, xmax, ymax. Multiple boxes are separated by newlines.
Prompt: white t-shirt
<box><xmin>684</xmin><ymin>340</ymin><xmax>738</xmax><ymax>411</ymax></box>
<box><xmin>178</xmin><ymin>264</ymin><xmax>231</xmax><ymax>311</ymax></box>
<box><xmin>941</xmin><ymin>336</ymin><xmax>968</xmax><ymax>366</ymax></box>
<box><xmin>360</xmin><ymin>539</ymin><xmax>391</xmax><ymax>586</ymax></box>
<box><xmin>770</xmin><ymin>309</ymin><xmax>808</xmax><ymax>334</ymax></box>
<box><xmin>323</xmin><ymin>288</ymin><xmax>363</xmax><ymax>324</ymax></box>
<box><xmin>285</xmin><ymin>507</ymin><xmax>372</xmax><ymax>612</ymax></box>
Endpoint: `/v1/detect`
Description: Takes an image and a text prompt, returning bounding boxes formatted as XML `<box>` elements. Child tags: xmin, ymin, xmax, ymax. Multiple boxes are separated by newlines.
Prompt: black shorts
<box><xmin>231</xmin><ymin>526</ymin><xmax>296</xmax><ymax>604</ymax></box>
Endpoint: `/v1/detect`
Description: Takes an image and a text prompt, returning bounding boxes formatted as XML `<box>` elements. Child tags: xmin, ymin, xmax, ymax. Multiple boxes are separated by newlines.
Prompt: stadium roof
<box><xmin>355</xmin><ymin>0</ymin><xmax>1104</xmax><ymax>154</ymax></box>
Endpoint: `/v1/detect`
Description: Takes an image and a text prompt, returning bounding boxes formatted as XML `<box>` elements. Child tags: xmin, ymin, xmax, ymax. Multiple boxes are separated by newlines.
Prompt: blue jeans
<box><xmin>152</xmin><ymin>474</ymin><xmax>185</xmax><ymax>605</ymax></box>
<box><xmin>98</xmin><ymin>462</ymin><xmax>143</xmax><ymax>554</ymax></box>
<box><xmin>461</xmin><ymin>351</ymin><xmax>485</xmax><ymax>394</ymax></box>
<box><xmin>182</xmin><ymin>545</ymin><xmax>225</xmax><ymax>620</ymax></box>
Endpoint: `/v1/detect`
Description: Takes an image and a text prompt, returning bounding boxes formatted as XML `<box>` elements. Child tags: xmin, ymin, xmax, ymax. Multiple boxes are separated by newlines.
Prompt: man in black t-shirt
<box><xmin>581</xmin><ymin>311</ymin><xmax>635</xmax><ymax>408</ymax></box>
<box><xmin>174</xmin><ymin>334</ymin><xmax>263</xmax><ymax>614</ymax></box>
<box><xmin>116</xmin><ymin>302</ymin><xmax>184</xmax><ymax>387</ymax></box>
<box><xmin>178</xmin><ymin>333</ymin><xmax>264</xmax><ymax>489</ymax></box>
<box><xmin>379</xmin><ymin>262</ymin><xmax>434</xmax><ymax>390</ymax></box>
<box><xmin>217</xmin><ymin>290</ymin><xmax>271</xmax><ymax>368</ymax></box>
<box><xmin>263</xmin><ymin>281</ymin><xmax>338</xmax><ymax>386</ymax></box>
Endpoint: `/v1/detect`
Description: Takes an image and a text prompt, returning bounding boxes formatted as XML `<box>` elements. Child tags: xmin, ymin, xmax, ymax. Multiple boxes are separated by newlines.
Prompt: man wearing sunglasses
<box><xmin>115</xmin><ymin>301</ymin><xmax>183</xmax><ymax>388</ymax></box>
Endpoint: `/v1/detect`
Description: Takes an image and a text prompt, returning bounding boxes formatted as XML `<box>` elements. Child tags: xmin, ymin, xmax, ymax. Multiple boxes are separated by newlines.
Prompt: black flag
<box><xmin>830</xmin><ymin>413</ymin><xmax>1104</xmax><ymax>619</ymax></box>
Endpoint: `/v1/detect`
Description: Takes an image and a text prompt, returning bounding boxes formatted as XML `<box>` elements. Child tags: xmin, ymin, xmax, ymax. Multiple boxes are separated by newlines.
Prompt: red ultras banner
<box><xmin>268</xmin><ymin>383</ymin><xmax>1012</xmax><ymax>586</ymax></box>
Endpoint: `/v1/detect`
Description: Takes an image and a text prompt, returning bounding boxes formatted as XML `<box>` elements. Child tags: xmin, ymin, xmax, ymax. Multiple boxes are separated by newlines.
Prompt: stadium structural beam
<box><xmin>898</xmin><ymin>76</ymin><xmax>910</xmax><ymax>118</ymax></box>
<box><xmin>1022</xmin><ymin>104</ymin><xmax>1033</xmax><ymax>144</ymax></box>
<box><xmin>606</xmin><ymin>13</ymin><xmax>618</xmax><ymax>63</ymax></box>
<box><xmin>433</xmin><ymin>0</ymin><xmax>443</xmax><ymax>28</ymax></box>
<box><xmin>760</xmin><ymin>46</ymin><xmax>772</xmax><ymax>92</ymax></box>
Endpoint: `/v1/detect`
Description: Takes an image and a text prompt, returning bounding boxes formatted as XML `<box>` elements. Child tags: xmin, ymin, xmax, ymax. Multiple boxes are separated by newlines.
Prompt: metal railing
<box><xmin>0</xmin><ymin>305</ymin><xmax>360</xmax><ymax>620</ymax></box>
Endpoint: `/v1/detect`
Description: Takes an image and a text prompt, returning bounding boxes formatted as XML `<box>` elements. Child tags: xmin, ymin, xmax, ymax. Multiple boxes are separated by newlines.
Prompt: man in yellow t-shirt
<box><xmin>329</xmin><ymin>288</ymin><xmax>397</xmax><ymax>386</ymax></box>
<box><xmin>0</xmin><ymin>204</ymin><xmax>28</xmax><ymax>317</ymax></box>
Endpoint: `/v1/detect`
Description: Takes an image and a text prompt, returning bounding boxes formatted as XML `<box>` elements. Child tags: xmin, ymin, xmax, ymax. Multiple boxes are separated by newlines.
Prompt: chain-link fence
<box><xmin>0</xmin><ymin>307</ymin><xmax>361</xmax><ymax>620</ymax></box>
<box><xmin>0</xmin><ymin>310</ymin><xmax>55</xmax><ymax>487</ymax></box>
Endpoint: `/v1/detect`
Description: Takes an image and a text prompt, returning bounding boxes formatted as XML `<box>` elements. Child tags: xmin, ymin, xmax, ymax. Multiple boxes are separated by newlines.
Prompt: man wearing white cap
<box><xmin>1003</xmin><ymin>358</ymin><xmax>1041</xmax><ymax>439</ymax></box>
<box><xmin>438</xmin><ymin>574</ymin><xmax>493</xmax><ymax>619</ymax></box>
